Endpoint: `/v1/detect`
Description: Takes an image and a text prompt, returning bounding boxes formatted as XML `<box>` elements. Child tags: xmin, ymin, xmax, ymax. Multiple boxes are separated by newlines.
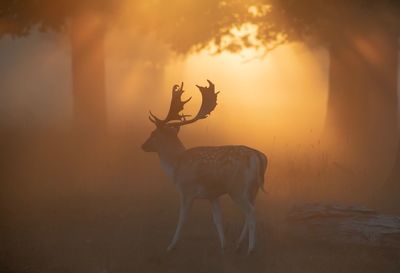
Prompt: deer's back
<box><xmin>174</xmin><ymin>145</ymin><xmax>266</xmax><ymax>199</ymax></box>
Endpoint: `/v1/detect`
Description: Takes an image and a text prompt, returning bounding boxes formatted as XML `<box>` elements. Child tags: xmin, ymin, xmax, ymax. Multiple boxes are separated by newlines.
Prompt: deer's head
<box><xmin>142</xmin><ymin>80</ymin><xmax>219</xmax><ymax>153</ymax></box>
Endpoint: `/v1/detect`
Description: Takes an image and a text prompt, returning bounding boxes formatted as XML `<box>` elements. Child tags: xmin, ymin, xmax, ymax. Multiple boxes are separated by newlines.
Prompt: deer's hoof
<box><xmin>235</xmin><ymin>242</ymin><xmax>243</xmax><ymax>252</ymax></box>
<box><xmin>167</xmin><ymin>244</ymin><xmax>177</xmax><ymax>252</ymax></box>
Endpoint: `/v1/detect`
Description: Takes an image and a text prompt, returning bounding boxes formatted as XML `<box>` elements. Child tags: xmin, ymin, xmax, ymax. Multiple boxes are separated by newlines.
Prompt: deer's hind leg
<box><xmin>229</xmin><ymin>194</ymin><xmax>256</xmax><ymax>253</ymax></box>
<box><xmin>235</xmin><ymin>186</ymin><xmax>259</xmax><ymax>251</ymax></box>
<box><xmin>242</xmin><ymin>200</ymin><xmax>256</xmax><ymax>254</ymax></box>
<box><xmin>230</xmin><ymin>178</ymin><xmax>259</xmax><ymax>253</ymax></box>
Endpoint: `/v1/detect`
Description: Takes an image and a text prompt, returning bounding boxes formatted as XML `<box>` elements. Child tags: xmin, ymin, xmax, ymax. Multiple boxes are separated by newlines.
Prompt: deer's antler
<box><xmin>149</xmin><ymin>80</ymin><xmax>219</xmax><ymax>128</ymax></box>
<box><xmin>149</xmin><ymin>82</ymin><xmax>192</xmax><ymax>126</ymax></box>
<box><xmin>167</xmin><ymin>80</ymin><xmax>219</xmax><ymax>127</ymax></box>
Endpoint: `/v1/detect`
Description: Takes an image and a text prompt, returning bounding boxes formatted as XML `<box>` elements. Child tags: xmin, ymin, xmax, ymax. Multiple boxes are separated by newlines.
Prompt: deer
<box><xmin>141</xmin><ymin>80</ymin><xmax>268</xmax><ymax>254</ymax></box>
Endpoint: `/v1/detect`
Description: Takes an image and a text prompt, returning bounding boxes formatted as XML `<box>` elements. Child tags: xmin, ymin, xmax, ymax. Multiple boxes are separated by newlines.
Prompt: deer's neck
<box><xmin>157</xmin><ymin>139</ymin><xmax>185</xmax><ymax>180</ymax></box>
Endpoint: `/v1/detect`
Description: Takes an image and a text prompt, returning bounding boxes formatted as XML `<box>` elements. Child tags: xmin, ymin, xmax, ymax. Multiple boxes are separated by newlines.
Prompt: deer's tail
<box><xmin>256</xmin><ymin>151</ymin><xmax>268</xmax><ymax>193</ymax></box>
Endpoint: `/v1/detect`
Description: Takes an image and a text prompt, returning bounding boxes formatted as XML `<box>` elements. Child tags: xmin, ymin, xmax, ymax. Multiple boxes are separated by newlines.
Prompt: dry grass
<box><xmin>1</xmin><ymin>128</ymin><xmax>399</xmax><ymax>273</ymax></box>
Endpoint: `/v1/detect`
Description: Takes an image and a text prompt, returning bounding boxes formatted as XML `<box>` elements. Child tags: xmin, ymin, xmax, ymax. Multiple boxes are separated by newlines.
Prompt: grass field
<box><xmin>1</xmin><ymin>130</ymin><xmax>400</xmax><ymax>273</ymax></box>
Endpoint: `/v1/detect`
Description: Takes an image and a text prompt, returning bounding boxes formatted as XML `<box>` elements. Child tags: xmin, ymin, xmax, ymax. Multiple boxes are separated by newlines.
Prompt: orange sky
<box><xmin>0</xmin><ymin>26</ymin><xmax>329</xmax><ymax>148</ymax></box>
<box><xmin>108</xmin><ymin>42</ymin><xmax>329</xmax><ymax>146</ymax></box>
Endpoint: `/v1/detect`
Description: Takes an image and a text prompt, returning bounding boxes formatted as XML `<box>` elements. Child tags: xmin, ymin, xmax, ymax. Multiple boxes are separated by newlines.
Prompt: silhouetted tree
<box><xmin>150</xmin><ymin>1</ymin><xmax>256</xmax><ymax>53</ymax></box>
<box><xmin>0</xmin><ymin>0</ymin><xmax>254</xmax><ymax>132</ymax></box>
<box><xmin>253</xmin><ymin>1</ymin><xmax>400</xmax><ymax>183</ymax></box>
<box><xmin>2</xmin><ymin>0</ymin><xmax>399</xmax><ymax>185</ymax></box>
<box><xmin>0</xmin><ymin>1</ymin><xmax>118</xmax><ymax>131</ymax></box>
<box><xmin>156</xmin><ymin>1</ymin><xmax>400</xmax><ymax>168</ymax></box>
<box><xmin>275</xmin><ymin>0</ymin><xmax>400</xmax><ymax>180</ymax></box>
<box><xmin>167</xmin><ymin>0</ymin><xmax>400</xmax><ymax>185</ymax></box>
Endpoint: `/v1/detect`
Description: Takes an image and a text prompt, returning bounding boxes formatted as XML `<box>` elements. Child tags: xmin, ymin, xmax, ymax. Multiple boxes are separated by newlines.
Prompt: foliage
<box><xmin>252</xmin><ymin>0</ymin><xmax>400</xmax><ymax>46</ymax></box>
<box><xmin>2</xmin><ymin>0</ymin><xmax>399</xmax><ymax>54</ymax></box>
<box><xmin>0</xmin><ymin>0</ymin><xmax>261</xmax><ymax>53</ymax></box>
<box><xmin>0</xmin><ymin>0</ymin><xmax>111</xmax><ymax>36</ymax></box>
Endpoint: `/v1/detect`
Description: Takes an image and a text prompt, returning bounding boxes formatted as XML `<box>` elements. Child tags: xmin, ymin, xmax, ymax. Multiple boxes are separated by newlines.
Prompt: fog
<box><xmin>1</xmin><ymin>9</ymin><xmax>400</xmax><ymax>273</ymax></box>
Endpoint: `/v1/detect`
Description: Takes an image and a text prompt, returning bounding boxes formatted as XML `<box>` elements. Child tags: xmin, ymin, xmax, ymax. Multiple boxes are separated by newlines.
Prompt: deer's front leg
<box><xmin>211</xmin><ymin>198</ymin><xmax>225</xmax><ymax>250</ymax></box>
<box><xmin>167</xmin><ymin>196</ymin><xmax>193</xmax><ymax>252</ymax></box>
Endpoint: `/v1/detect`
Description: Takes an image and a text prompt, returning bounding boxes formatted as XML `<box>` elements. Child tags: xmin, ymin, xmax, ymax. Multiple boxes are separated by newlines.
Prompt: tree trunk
<box><xmin>70</xmin><ymin>12</ymin><xmax>107</xmax><ymax>133</ymax></box>
<box><xmin>325</xmin><ymin>26</ymin><xmax>398</xmax><ymax>165</ymax></box>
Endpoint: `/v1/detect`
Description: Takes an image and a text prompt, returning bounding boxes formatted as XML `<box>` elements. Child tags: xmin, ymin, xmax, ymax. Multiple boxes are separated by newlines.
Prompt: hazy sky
<box><xmin>0</xmin><ymin>30</ymin><xmax>330</xmax><ymax>145</ymax></box>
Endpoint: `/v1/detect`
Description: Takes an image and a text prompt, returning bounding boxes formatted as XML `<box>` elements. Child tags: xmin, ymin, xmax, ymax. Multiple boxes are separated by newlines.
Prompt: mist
<box><xmin>1</xmin><ymin>1</ymin><xmax>400</xmax><ymax>273</ymax></box>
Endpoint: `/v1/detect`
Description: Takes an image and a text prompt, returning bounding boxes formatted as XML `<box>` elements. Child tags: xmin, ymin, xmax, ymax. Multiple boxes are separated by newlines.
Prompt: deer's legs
<box><xmin>234</xmin><ymin>198</ymin><xmax>256</xmax><ymax>254</ymax></box>
<box><xmin>211</xmin><ymin>198</ymin><xmax>225</xmax><ymax>250</ymax></box>
<box><xmin>246</xmin><ymin>204</ymin><xmax>256</xmax><ymax>253</ymax></box>
<box><xmin>167</xmin><ymin>197</ymin><xmax>192</xmax><ymax>252</ymax></box>
<box><xmin>236</xmin><ymin>220</ymin><xmax>248</xmax><ymax>250</ymax></box>
<box><xmin>236</xmin><ymin>187</ymin><xmax>259</xmax><ymax>251</ymax></box>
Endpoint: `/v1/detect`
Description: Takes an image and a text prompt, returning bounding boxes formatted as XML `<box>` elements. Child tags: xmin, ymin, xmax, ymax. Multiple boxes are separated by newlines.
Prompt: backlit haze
<box><xmin>0</xmin><ymin>32</ymin><xmax>329</xmax><ymax>146</ymax></box>
<box><xmin>2</xmin><ymin>1</ymin><xmax>400</xmax><ymax>272</ymax></box>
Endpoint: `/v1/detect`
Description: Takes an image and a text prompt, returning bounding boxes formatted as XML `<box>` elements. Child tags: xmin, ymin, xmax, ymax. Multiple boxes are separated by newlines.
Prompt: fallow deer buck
<box><xmin>142</xmin><ymin>80</ymin><xmax>268</xmax><ymax>253</ymax></box>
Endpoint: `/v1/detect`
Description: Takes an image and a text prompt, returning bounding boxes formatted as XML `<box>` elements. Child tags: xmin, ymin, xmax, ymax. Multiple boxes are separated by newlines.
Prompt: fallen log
<box><xmin>287</xmin><ymin>203</ymin><xmax>400</xmax><ymax>248</ymax></box>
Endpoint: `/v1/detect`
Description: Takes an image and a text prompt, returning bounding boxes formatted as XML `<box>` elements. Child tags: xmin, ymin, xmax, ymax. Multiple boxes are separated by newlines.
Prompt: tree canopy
<box><xmin>0</xmin><ymin>1</ymin><xmax>250</xmax><ymax>50</ymax></box>
<box><xmin>247</xmin><ymin>1</ymin><xmax>400</xmax><ymax>48</ymax></box>
<box><xmin>2</xmin><ymin>1</ymin><xmax>400</xmax><ymax>56</ymax></box>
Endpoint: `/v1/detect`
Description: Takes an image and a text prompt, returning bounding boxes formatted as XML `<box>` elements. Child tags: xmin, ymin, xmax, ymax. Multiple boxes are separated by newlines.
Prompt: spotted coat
<box><xmin>173</xmin><ymin>145</ymin><xmax>267</xmax><ymax>200</ymax></box>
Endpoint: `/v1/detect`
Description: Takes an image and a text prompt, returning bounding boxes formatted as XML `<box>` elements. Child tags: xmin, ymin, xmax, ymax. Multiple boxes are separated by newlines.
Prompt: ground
<box><xmin>1</xmin><ymin>129</ymin><xmax>399</xmax><ymax>273</ymax></box>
